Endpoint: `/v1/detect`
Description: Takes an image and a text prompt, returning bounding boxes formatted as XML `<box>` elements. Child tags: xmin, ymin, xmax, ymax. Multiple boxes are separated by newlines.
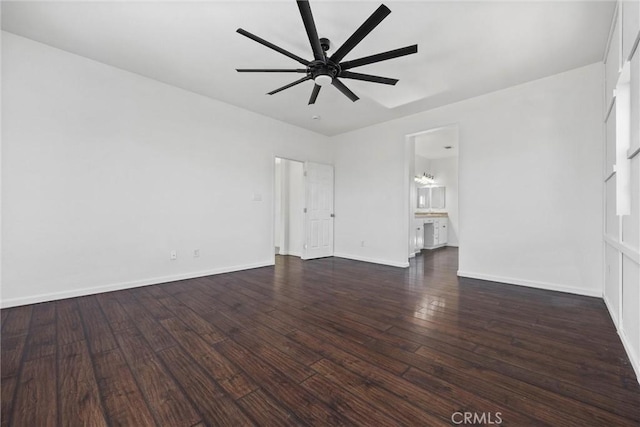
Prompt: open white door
<box><xmin>302</xmin><ymin>162</ymin><xmax>334</xmax><ymax>260</ymax></box>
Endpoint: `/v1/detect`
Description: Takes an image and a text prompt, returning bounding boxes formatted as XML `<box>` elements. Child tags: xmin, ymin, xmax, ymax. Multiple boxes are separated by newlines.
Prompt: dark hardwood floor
<box><xmin>1</xmin><ymin>247</ymin><xmax>639</xmax><ymax>426</ymax></box>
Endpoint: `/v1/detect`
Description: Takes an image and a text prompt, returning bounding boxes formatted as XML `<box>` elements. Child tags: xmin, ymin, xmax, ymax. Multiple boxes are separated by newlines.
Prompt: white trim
<box><xmin>605</xmin><ymin>292</ymin><xmax>640</xmax><ymax>384</ymax></box>
<box><xmin>604</xmin><ymin>235</ymin><xmax>640</xmax><ymax>264</ymax></box>
<box><xmin>456</xmin><ymin>270</ymin><xmax>602</xmax><ymax>298</ymax></box>
<box><xmin>603</xmin><ymin>293</ymin><xmax>619</xmax><ymax>328</ymax></box>
<box><xmin>281</xmin><ymin>251</ymin><xmax>302</xmax><ymax>257</ymax></box>
<box><xmin>628</xmin><ymin>146</ymin><xmax>640</xmax><ymax>159</ymax></box>
<box><xmin>333</xmin><ymin>252</ymin><xmax>410</xmax><ymax>268</ymax></box>
<box><xmin>626</xmin><ymin>23</ymin><xmax>640</xmax><ymax>62</ymax></box>
<box><xmin>619</xmin><ymin>326</ymin><xmax>640</xmax><ymax>383</ymax></box>
<box><xmin>0</xmin><ymin>261</ymin><xmax>273</xmax><ymax>308</ymax></box>
<box><xmin>603</xmin><ymin>2</ymin><xmax>619</xmax><ymax>63</ymax></box>
<box><xmin>605</xmin><ymin>96</ymin><xmax>616</xmax><ymax>122</ymax></box>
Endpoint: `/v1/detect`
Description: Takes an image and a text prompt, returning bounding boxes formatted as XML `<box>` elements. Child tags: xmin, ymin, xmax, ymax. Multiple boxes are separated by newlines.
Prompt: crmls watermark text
<box><xmin>451</xmin><ymin>411</ymin><xmax>503</xmax><ymax>425</ymax></box>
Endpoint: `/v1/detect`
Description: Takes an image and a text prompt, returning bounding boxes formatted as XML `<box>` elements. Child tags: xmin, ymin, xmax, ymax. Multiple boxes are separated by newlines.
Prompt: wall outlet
<box><xmin>194</xmin><ymin>249</ymin><xmax>200</xmax><ymax>258</ymax></box>
<box><xmin>170</xmin><ymin>250</ymin><xmax>177</xmax><ymax>260</ymax></box>
<box><xmin>360</xmin><ymin>240</ymin><xmax>365</xmax><ymax>247</ymax></box>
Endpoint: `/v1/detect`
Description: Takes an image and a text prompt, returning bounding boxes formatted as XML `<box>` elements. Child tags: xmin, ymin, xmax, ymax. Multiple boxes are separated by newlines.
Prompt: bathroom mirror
<box><xmin>416</xmin><ymin>186</ymin><xmax>445</xmax><ymax>209</ymax></box>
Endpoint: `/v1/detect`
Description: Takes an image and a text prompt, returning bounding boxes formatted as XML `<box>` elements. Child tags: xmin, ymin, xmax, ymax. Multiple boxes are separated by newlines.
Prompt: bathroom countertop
<box><xmin>414</xmin><ymin>212</ymin><xmax>448</xmax><ymax>218</ymax></box>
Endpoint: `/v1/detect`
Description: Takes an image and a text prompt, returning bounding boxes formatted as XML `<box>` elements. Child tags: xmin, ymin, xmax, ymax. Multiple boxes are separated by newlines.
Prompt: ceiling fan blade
<box><xmin>237</xmin><ymin>28</ymin><xmax>310</xmax><ymax>66</ymax></box>
<box><xmin>340</xmin><ymin>45</ymin><xmax>418</xmax><ymax>70</ymax></box>
<box><xmin>296</xmin><ymin>1</ymin><xmax>325</xmax><ymax>62</ymax></box>
<box><xmin>267</xmin><ymin>76</ymin><xmax>312</xmax><ymax>95</ymax></box>
<box><xmin>331</xmin><ymin>78</ymin><xmax>359</xmax><ymax>102</ymax></box>
<box><xmin>308</xmin><ymin>84</ymin><xmax>321</xmax><ymax>104</ymax></box>
<box><xmin>339</xmin><ymin>71</ymin><xmax>398</xmax><ymax>85</ymax></box>
<box><xmin>236</xmin><ymin>69</ymin><xmax>308</xmax><ymax>73</ymax></box>
<box><xmin>329</xmin><ymin>4</ymin><xmax>391</xmax><ymax>64</ymax></box>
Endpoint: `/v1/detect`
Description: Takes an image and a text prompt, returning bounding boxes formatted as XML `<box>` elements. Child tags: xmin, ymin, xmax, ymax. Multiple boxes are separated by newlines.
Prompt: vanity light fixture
<box><xmin>415</xmin><ymin>172</ymin><xmax>435</xmax><ymax>186</ymax></box>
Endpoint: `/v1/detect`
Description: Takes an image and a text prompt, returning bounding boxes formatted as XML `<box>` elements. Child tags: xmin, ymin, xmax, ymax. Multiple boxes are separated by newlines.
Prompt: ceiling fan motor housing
<box><xmin>310</xmin><ymin>59</ymin><xmax>340</xmax><ymax>80</ymax></box>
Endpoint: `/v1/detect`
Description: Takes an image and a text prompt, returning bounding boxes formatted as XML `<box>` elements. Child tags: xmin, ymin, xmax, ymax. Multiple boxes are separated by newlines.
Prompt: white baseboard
<box><xmin>619</xmin><ymin>327</ymin><xmax>640</xmax><ymax>383</ymax></box>
<box><xmin>603</xmin><ymin>295</ymin><xmax>640</xmax><ymax>384</ymax></box>
<box><xmin>0</xmin><ymin>261</ymin><xmax>274</xmax><ymax>308</ymax></box>
<box><xmin>277</xmin><ymin>250</ymin><xmax>301</xmax><ymax>257</ymax></box>
<box><xmin>456</xmin><ymin>270</ymin><xmax>602</xmax><ymax>298</ymax></box>
<box><xmin>334</xmin><ymin>252</ymin><xmax>410</xmax><ymax>268</ymax></box>
<box><xmin>603</xmin><ymin>294</ymin><xmax>619</xmax><ymax>328</ymax></box>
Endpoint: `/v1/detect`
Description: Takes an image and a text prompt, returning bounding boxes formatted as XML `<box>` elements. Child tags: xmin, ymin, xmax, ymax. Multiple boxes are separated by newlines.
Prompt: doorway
<box><xmin>274</xmin><ymin>157</ymin><xmax>305</xmax><ymax>257</ymax></box>
<box><xmin>407</xmin><ymin>125</ymin><xmax>460</xmax><ymax>260</ymax></box>
<box><xmin>274</xmin><ymin>158</ymin><xmax>335</xmax><ymax>260</ymax></box>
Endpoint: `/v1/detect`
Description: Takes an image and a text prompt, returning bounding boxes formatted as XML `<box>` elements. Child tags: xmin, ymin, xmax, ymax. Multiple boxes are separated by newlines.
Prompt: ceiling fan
<box><xmin>236</xmin><ymin>0</ymin><xmax>418</xmax><ymax>104</ymax></box>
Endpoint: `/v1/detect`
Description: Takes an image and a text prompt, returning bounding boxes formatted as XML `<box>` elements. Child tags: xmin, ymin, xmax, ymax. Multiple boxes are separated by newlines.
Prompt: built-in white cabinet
<box><xmin>602</xmin><ymin>1</ymin><xmax>640</xmax><ymax>381</ymax></box>
<box><xmin>415</xmin><ymin>217</ymin><xmax>448</xmax><ymax>251</ymax></box>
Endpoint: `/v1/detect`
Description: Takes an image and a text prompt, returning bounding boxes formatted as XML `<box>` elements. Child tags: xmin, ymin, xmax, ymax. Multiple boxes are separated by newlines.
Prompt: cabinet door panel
<box><xmin>630</xmin><ymin>48</ymin><xmax>639</xmax><ymax>154</ymax></box>
<box><xmin>606</xmin><ymin>175</ymin><xmax>619</xmax><ymax>240</ymax></box>
<box><xmin>606</xmin><ymin>104</ymin><xmax>617</xmax><ymax>177</ymax></box>
<box><xmin>440</xmin><ymin>221</ymin><xmax>448</xmax><ymax>245</ymax></box>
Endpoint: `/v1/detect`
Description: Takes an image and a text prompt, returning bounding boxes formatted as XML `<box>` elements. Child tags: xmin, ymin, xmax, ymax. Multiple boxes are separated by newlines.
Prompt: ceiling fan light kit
<box><xmin>236</xmin><ymin>0</ymin><xmax>418</xmax><ymax>105</ymax></box>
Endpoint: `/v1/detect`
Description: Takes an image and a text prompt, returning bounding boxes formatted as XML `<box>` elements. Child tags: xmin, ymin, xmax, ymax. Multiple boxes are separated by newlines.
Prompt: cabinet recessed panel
<box><xmin>606</xmin><ymin>175</ymin><xmax>619</xmax><ymax>240</ymax></box>
<box><xmin>605</xmin><ymin>244</ymin><xmax>621</xmax><ymax>324</ymax></box>
<box><xmin>622</xmin><ymin>155</ymin><xmax>639</xmax><ymax>250</ymax></box>
<box><xmin>622</xmin><ymin>256</ymin><xmax>640</xmax><ymax>358</ymax></box>
<box><xmin>630</xmin><ymin>48</ymin><xmax>639</xmax><ymax>154</ymax></box>
<box><xmin>606</xmin><ymin>104</ymin><xmax>617</xmax><ymax>176</ymax></box>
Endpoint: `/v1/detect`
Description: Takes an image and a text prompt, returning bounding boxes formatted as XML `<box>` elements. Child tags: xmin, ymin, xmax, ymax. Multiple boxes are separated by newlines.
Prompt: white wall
<box><xmin>414</xmin><ymin>155</ymin><xmax>431</xmax><ymax>179</ymax></box>
<box><xmin>1</xmin><ymin>33</ymin><xmax>332</xmax><ymax>307</ymax></box>
<box><xmin>333</xmin><ymin>63</ymin><xmax>604</xmax><ymax>296</ymax></box>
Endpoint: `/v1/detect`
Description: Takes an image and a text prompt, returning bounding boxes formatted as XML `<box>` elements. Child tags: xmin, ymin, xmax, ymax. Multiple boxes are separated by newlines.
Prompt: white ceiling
<box><xmin>415</xmin><ymin>125</ymin><xmax>459</xmax><ymax>159</ymax></box>
<box><xmin>1</xmin><ymin>1</ymin><xmax>615</xmax><ymax>136</ymax></box>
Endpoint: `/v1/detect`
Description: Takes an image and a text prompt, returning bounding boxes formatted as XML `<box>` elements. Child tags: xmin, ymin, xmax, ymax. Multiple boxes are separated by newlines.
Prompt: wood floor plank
<box><xmin>238</xmin><ymin>389</ymin><xmax>305</xmax><ymax>427</ymax></box>
<box><xmin>114</xmin><ymin>328</ymin><xmax>201</xmax><ymax>427</ymax></box>
<box><xmin>1</xmin><ymin>306</ymin><xmax>32</xmax><ymax>337</ymax></box>
<box><xmin>76</xmin><ymin>296</ymin><xmax>117</xmax><ymax>355</ymax></box>
<box><xmin>310</xmin><ymin>358</ymin><xmax>447</xmax><ymax>426</ymax></box>
<box><xmin>301</xmin><ymin>370</ymin><xmax>403</xmax><ymax>427</ymax></box>
<box><xmin>58</xmin><ymin>340</ymin><xmax>108</xmax><ymax>427</ymax></box>
<box><xmin>92</xmin><ymin>349</ymin><xmax>156</xmax><ymax>426</ymax></box>
<box><xmin>23</xmin><ymin>324</ymin><xmax>56</xmax><ymax>361</ymax></box>
<box><xmin>95</xmin><ymin>293</ymin><xmax>136</xmax><ymax>332</ymax></box>
<box><xmin>30</xmin><ymin>303</ymin><xmax>56</xmax><ymax>328</ymax></box>
<box><xmin>160</xmin><ymin>316</ymin><xmax>258</xmax><ymax>399</ymax></box>
<box><xmin>0</xmin><ymin>335</ymin><xmax>27</xmax><ymax>379</ymax></box>
<box><xmin>214</xmin><ymin>338</ymin><xmax>351</xmax><ymax>426</ymax></box>
<box><xmin>12</xmin><ymin>355</ymin><xmax>56</xmax><ymax>427</ymax></box>
<box><xmin>114</xmin><ymin>293</ymin><xmax>177</xmax><ymax>352</ymax></box>
<box><xmin>0</xmin><ymin>376</ymin><xmax>17</xmax><ymax>427</ymax></box>
<box><xmin>157</xmin><ymin>345</ymin><xmax>255</xmax><ymax>426</ymax></box>
<box><xmin>56</xmin><ymin>299</ymin><xmax>85</xmax><ymax>345</ymax></box>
